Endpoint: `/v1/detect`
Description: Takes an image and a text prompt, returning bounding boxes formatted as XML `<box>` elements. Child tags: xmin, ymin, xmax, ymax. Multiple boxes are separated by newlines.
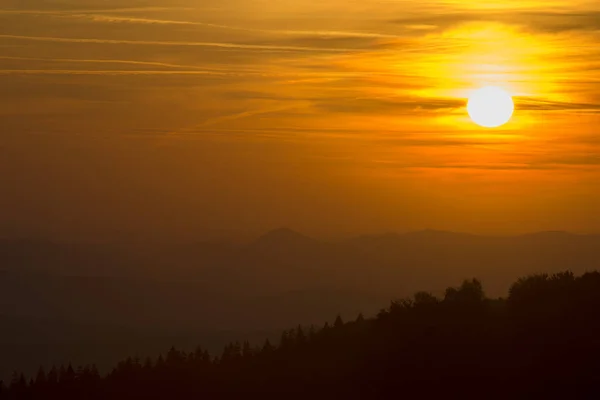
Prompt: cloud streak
<box><xmin>0</xmin><ymin>34</ymin><xmax>356</xmax><ymax>52</ymax></box>
<box><xmin>0</xmin><ymin>55</ymin><xmax>233</xmax><ymax>70</ymax></box>
<box><xmin>516</xmin><ymin>97</ymin><xmax>600</xmax><ymax>113</ymax></box>
<box><xmin>390</xmin><ymin>10</ymin><xmax>600</xmax><ymax>33</ymax></box>
<box><xmin>63</xmin><ymin>14</ymin><xmax>402</xmax><ymax>39</ymax></box>
<box><xmin>0</xmin><ymin>69</ymin><xmax>238</xmax><ymax>76</ymax></box>
<box><xmin>315</xmin><ymin>96</ymin><xmax>465</xmax><ymax>114</ymax></box>
<box><xmin>0</xmin><ymin>7</ymin><xmax>191</xmax><ymax>15</ymax></box>
<box><xmin>0</xmin><ymin>8</ymin><xmax>400</xmax><ymax>39</ymax></box>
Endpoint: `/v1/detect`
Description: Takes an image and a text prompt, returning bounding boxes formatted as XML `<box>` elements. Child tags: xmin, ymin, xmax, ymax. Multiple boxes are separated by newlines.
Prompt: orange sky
<box><xmin>1</xmin><ymin>0</ymin><xmax>600</xmax><ymax>240</ymax></box>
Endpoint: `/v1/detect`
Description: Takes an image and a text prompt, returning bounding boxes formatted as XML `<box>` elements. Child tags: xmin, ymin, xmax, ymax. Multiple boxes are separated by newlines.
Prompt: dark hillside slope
<box><xmin>2</xmin><ymin>271</ymin><xmax>600</xmax><ymax>399</ymax></box>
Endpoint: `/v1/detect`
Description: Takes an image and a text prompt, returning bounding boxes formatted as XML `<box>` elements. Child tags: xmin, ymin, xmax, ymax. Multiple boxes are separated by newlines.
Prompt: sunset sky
<box><xmin>1</xmin><ymin>0</ymin><xmax>600</xmax><ymax>240</ymax></box>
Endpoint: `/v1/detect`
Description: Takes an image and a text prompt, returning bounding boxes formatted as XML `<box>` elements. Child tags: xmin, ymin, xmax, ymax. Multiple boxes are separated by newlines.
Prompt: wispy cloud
<box><xmin>198</xmin><ymin>105</ymin><xmax>305</xmax><ymax>128</ymax></box>
<box><xmin>0</xmin><ymin>34</ymin><xmax>356</xmax><ymax>52</ymax></box>
<box><xmin>516</xmin><ymin>97</ymin><xmax>600</xmax><ymax>113</ymax></box>
<box><xmin>0</xmin><ymin>8</ymin><xmax>401</xmax><ymax>39</ymax></box>
<box><xmin>0</xmin><ymin>55</ymin><xmax>230</xmax><ymax>70</ymax></box>
<box><xmin>72</xmin><ymin>14</ymin><xmax>401</xmax><ymax>39</ymax></box>
<box><xmin>0</xmin><ymin>69</ymin><xmax>237</xmax><ymax>76</ymax></box>
<box><xmin>314</xmin><ymin>96</ymin><xmax>465</xmax><ymax>114</ymax></box>
<box><xmin>0</xmin><ymin>7</ymin><xmax>191</xmax><ymax>15</ymax></box>
<box><xmin>390</xmin><ymin>10</ymin><xmax>600</xmax><ymax>33</ymax></box>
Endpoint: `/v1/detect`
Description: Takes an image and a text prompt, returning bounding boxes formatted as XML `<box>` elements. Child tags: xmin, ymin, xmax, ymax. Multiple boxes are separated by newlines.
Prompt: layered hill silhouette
<box><xmin>4</xmin><ymin>229</ymin><xmax>599</xmax><ymax>290</ymax></box>
<box><xmin>1</xmin><ymin>271</ymin><xmax>599</xmax><ymax>399</ymax></box>
<box><xmin>1</xmin><ymin>229</ymin><xmax>600</xmax><ymax>380</ymax></box>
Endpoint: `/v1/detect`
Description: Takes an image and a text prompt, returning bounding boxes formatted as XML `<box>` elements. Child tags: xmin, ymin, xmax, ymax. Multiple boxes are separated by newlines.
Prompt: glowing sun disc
<box><xmin>467</xmin><ymin>86</ymin><xmax>514</xmax><ymax>128</ymax></box>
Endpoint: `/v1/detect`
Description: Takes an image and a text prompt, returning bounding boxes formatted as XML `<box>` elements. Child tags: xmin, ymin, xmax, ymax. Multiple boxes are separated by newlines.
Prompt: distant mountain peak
<box><xmin>252</xmin><ymin>228</ymin><xmax>319</xmax><ymax>249</ymax></box>
<box><xmin>406</xmin><ymin>229</ymin><xmax>475</xmax><ymax>238</ymax></box>
<box><xmin>257</xmin><ymin>228</ymin><xmax>311</xmax><ymax>241</ymax></box>
<box><xmin>520</xmin><ymin>230</ymin><xmax>574</xmax><ymax>238</ymax></box>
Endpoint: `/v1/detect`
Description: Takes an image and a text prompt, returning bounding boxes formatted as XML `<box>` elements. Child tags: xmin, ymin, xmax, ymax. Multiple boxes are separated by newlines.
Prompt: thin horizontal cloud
<box><xmin>69</xmin><ymin>14</ymin><xmax>402</xmax><ymax>39</ymax></box>
<box><xmin>202</xmin><ymin>105</ymin><xmax>306</xmax><ymax>127</ymax></box>
<box><xmin>0</xmin><ymin>57</ymin><xmax>426</xmax><ymax>79</ymax></box>
<box><xmin>0</xmin><ymin>55</ymin><xmax>280</xmax><ymax>77</ymax></box>
<box><xmin>314</xmin><ymin>96</ymin><xmax>464</xmax><ymax>114</ymax></box>
<box><xmin>1</xmin><ymin>8</ymin><xmax>401</xmax><ymax>39</ymax></box>
<box><xmin>0</xmin><ymin>34</ymin><xmax>356</xmax><ymax>52</ymax></box>
<box><xmin>398</xmin><ymin>163</ymin><xmax>587</xmax><ymax>171</ymax></box>
<box><xmin>153</xmin><ymin>127</ymin><xmax>519</xmax><ymax>148</ymax></box>
<box><xmin>516</xmin><ymin>97</ymin><xmax>600</xmax><ymax>112</ymax></box>
<box><xmin>561</xmin><ymin>134</ymin><xmax>600</xmax><ymax>146</ymax></box>
<box><xmin>0</xmin><ymin>69</ymin><xmax>240</xmax><ymax>76</ymax></box>
<box><xmin>277</xmin><ymin>36</ymin><xmax>387</xmax><ymax>51</ymax></box>
<box><xmin>0</xmin><ymin>55</ymin><xmax>232</xmax><ymax>70</ymax></box>
<box><xmin>390</xmin><ymin>10</ymin><xmax>600</xmax><ymax>33</ymax></box>
<box><xmin>537</xmin><ymin>154</ymin><xmax>600</xmax><ymax>166</ymax></box>
<box><xmin>370</xmin><ymin>137</ymin><xmax>515</xmax><ymax>147</ymax></box>
<box><xmin>0</xmin><ymin>7</ymin><xmax>190</xmax><ymax>15</ymax></box>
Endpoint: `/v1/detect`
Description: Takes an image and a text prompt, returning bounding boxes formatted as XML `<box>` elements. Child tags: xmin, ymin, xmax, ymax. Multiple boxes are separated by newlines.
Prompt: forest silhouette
<box><xmin>1</xmin><ymin>271</ymin><xmax>599</xmax><ymax>399</ymax></box>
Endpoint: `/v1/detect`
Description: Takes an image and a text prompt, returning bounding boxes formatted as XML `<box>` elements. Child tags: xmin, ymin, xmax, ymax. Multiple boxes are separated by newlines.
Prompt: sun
<box><xmin>467</xmin><ymin>86</ymin><xmax>514</xmax><ymax>128</ymax></box>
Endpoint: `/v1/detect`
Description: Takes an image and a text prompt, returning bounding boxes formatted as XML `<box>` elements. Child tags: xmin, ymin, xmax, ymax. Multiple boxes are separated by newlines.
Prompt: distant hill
<box><xmin>3</xmin><ymin>271</ymin><xmax>600</xmax><ymax>399</ymax></box>
<box><xmin>2</xmin><ymin>230</ymin><xmax>600</xmax><ymax>381</ymax></box>
<box><xmin>3</xmin><ymin>228</ymin><xmax>600</xmax><ymax>298</ymax></box>
<box><xmin>252</xmin><ymin>228</ymin><xmax>321</xmax><ymax>250</ymax></box>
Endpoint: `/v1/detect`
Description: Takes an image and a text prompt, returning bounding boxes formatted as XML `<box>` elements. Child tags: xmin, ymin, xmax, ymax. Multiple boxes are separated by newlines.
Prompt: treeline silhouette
<box><xmin>2</xmin><ymin>271</ymin><xmax>600</xmax><ymax>399</ymax></box>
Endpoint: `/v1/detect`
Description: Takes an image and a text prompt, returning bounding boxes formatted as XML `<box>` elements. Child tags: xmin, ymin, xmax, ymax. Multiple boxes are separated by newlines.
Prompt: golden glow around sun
<box><xmin>467</xmin><ymin>86</ymin><xmax>515</xmax><ymax>128</ymax></box>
